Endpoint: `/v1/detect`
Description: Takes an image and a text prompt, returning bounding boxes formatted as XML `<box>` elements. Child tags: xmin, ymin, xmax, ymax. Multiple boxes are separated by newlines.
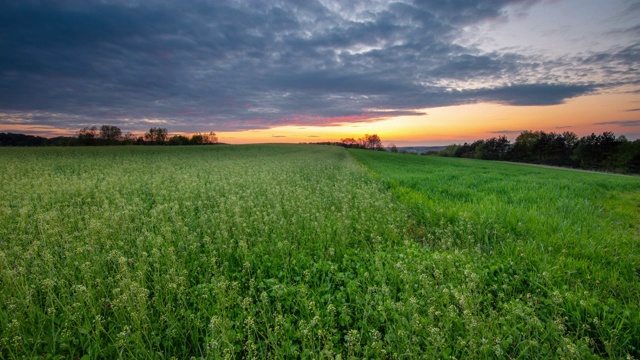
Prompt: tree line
<box><xmin>439</xmin><ymin>131</ymin><xmax>640</xmax><ymax>174</ymax></box>
<box><xmin>305</xmin><ymin>134</ymin><xmax>385</xmax><ymax>150</ymax></box>
<box><xmin>0</xmin><ymin>126</ymin><xmax>218</xmax><ymax>146</ymax></box>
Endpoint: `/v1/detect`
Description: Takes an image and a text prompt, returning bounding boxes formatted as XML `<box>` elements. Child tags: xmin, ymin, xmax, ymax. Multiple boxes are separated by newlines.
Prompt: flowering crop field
<box><xmin>0</xmin><ymin>145</ymin><xmax>638</xmax><ymax>358</ymax></box>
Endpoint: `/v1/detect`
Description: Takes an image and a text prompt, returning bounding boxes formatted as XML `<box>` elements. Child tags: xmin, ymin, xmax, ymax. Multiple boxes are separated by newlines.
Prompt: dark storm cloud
<box><xmin>465</xmin><ymin>83</ymin><xmax>596</xmax><ymax>106</ymax></box>
<box><xmin>0</xmin><ymin>0</ymin><xmax>632</xmax><ymax>133</ymax></box>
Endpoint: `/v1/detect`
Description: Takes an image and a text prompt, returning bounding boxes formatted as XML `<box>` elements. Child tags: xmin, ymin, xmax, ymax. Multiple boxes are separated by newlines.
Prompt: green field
<box><xmin>1</xmin><ymin>145</ymin><xmax>638</xmax><ymax>358</ymax></box>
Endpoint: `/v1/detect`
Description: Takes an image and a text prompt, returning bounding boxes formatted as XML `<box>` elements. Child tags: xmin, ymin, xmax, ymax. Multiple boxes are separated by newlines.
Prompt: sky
<box><xmin>0</xmin><ymin>0</ymin><xmax>639</xmax><ymax>146</ymax></box>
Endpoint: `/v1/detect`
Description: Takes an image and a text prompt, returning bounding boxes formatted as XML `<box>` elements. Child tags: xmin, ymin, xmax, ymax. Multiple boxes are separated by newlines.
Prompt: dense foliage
<box><xmin>442</xmin><ymin>131</ymin><xmax>640</xmax><ymax>174</ymax></box>
<box><xmin>0</xmin><ymin>132</ymin><xmax>51</xmax><ymax>146</ymax></box>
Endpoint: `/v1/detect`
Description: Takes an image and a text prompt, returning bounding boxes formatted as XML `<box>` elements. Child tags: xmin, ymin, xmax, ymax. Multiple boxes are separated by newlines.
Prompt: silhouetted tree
<box><xmin>472</xmin><ymin>140</ymin><xmax>486</xmax><ymax>159</ymax></box>
<box><xmin>0</xmin><ymin>133</ymin><xmax>48</xmax><ymax>146</ymax></box>
<box><xmin>340</xmin><ymin>138</ymin><xmax>359</xmax><ymax>148</ymax></box>
<box><xmin>563</xmin><ymin>131</ymin><xmax>579</xmax><ymax>148</ymax></box>
<box><xmin>204</xmin><ymin>131</ymin><xmax>219</xmax><ymax>144</ymax></box>
<box><xmin>445</xmin><ymin>130</ymin><xmax>638</xmax><ymax>174</ymax></box>
<box><xmin>99</xmin><ymin>125</ymin><xmax>122</xmax><ymax>144</ymax></box>
<box><xmin>122</xmin><ymin>132</ymin><xmax>137</xmax><ymax>145</ymax></box>
<box><xmin>190</xmin><ymin>131</ymin><xmax>218</xmax><ymax>145</ymax></box>
<box><xmin>508</xmin><ymin>130</ymin><xmax>575</xmax><ymax>165</ymax></box>
<box><xmin>169</xmin><ymin>135</ymin><xmax>190</xmax><ymax>145</ymax></box>
<box><xmin>572</xmin><ymin>132</ymin><xmax>628</xmax><ymax>170</ymax></box>
<box><xmin>49</xmin><ymin>136</ymin><xmax>78</xmax><ymax>146</ymax></box>
<box><xmin>144</xmin><ymin>127</ymin><xmax>168</xmax><ymax>144</ymax></box>
<box><xmin>362</xmin><ymin>134</ymin><xmax>383</xmax><ymax>150</ymax></box>
<box><xmin>190</xmin><ymin>134</ymin><xmax>203</xmax><ymax>145</ymax></box>
<box><xmin>479</xmin><ymin>136</ymin><xmax>510</xmax><ymax>160</ymax></box>
<box><xmin>455</xmin><ymin>140</ymin><xmax>484</xmax><ymax>158</ymax></box>
<box><xmin>510</xmin><ymin>130</ymin><xmax>540</xmax><ymax>162</ymax></box>
<box><xmin>625</xmin><ymin>140</ymin><xmax>640</xmax><ymax>173</ymax></box>
<box><xmin>439</xmin><ymin>144</ymin><xmax>459</xmax><ymax>157</ymax></box>
<box><xmin>77</xmin><ymin>126</ymin><xmax>98</xmax><ymax>146</ymax></box>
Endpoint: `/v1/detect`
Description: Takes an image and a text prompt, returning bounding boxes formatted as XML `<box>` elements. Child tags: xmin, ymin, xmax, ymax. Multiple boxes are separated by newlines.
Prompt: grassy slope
<box><xmin>350</xmin><ymin>149</ymin><xmax>640</xmax><ymax>358</ymax></box>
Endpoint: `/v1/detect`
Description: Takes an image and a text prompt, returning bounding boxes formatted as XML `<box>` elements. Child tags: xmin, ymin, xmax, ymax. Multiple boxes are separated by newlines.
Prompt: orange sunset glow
<box><xmin>214</xmin><ymin>89</ymin><xmax>640</xmax><ymax>146</ymax></box>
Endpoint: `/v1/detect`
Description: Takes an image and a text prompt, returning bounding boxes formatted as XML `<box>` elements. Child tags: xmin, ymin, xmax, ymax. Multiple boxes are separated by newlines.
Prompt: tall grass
<box><xmin>1</xmin><ymin>145</ymin><xmax>638</xmax><ymax>358</ymax></box>
<box><xmin>351</xmin><ymin>149</ymin><xmax>640</xmax><ymax>358</ymax></box>
<box><xmin>0</xmin><ymin>145</ymin><xmax>413</xmax><ymax>358</ymax></box>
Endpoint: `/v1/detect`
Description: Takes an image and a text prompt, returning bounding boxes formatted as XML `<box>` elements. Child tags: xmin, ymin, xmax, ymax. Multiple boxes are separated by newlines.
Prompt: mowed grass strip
<box><xmin>351</xmin><ymin>149</ymin><xmax>640</xmax><ymax>358</ymax></box>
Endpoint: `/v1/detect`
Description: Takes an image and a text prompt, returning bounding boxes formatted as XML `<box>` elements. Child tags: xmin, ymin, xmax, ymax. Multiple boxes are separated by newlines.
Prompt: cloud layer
<box><xmin>594</xmin><ymin>120</ymin><xmax>640</xmax><ymax>127</ymax></box>
<box><xmin>0</xmin><ymin>0</ymin><xmax>638</xmax><ymax>133</ymax></box>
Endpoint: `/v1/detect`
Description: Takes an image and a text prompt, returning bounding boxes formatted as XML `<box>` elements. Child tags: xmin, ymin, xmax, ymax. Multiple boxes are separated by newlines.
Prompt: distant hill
<box><xmin>397</xmin><ymin>146</ymin><xmax>446</xmax><ymax>154</ymax></box>
<box><xmin>0</xmin><ymin>132</ymin><xmax>48</xmax><ymax>146</ymax></box>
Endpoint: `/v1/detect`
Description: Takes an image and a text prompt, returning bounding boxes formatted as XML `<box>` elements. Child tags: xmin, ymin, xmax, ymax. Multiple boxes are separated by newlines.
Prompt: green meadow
<box><xmin>1</xmin><ymin>145</ymin><xmax>638</xmax><ymax>359</ymax></box>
